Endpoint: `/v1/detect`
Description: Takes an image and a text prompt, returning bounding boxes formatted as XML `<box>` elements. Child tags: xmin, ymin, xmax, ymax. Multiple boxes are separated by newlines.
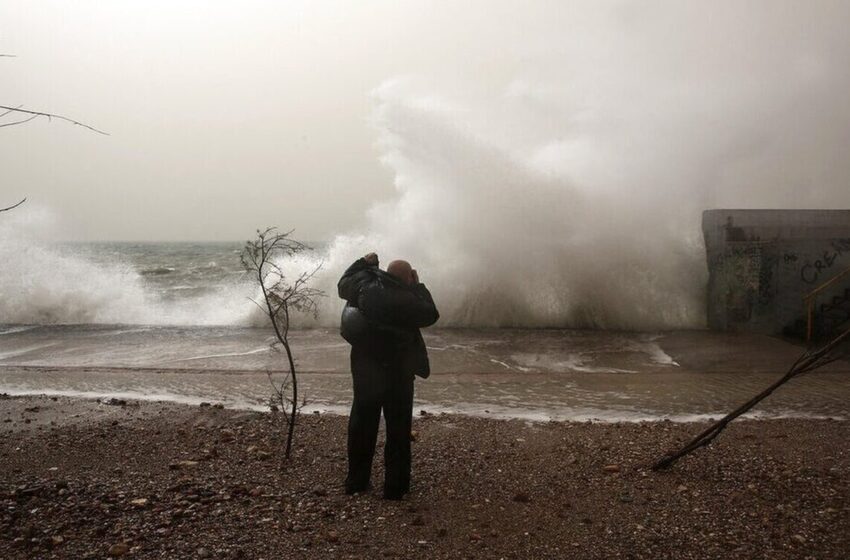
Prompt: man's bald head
<box><xmin>387</xmin><ymin>260</ymin><xmax>416</xmax><ymax>286</ymax></box>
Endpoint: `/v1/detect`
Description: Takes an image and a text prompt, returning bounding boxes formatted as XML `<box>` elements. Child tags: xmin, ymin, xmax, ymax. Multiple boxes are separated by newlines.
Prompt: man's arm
<box><xmin>359</xmin><ymin>281</ymin><xmax>439</xmax><ymax>329</ymax></box>
<box><xmin>337</xmin><ymin>253</ymin><xmax>379</xmax><ymax>303</ymax></box>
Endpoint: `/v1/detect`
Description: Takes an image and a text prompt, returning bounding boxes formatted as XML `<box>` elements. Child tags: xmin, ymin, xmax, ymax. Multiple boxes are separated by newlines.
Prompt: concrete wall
<box><xmin>703</xmin><ymin>209</ymin><xmax>850</xmax><ymax>334</ymax></box>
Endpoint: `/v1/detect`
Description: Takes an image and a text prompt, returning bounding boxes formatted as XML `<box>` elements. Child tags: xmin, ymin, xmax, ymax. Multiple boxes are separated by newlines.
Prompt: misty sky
<box><xmin>1</xmin><ymin>0</ymin><xmax>551</xmax><ymax>241</ymax></box>
<box><xmin>2</xmin><ymin>1</ymin><xmax>849</xmax><ymax>241</ymax></box>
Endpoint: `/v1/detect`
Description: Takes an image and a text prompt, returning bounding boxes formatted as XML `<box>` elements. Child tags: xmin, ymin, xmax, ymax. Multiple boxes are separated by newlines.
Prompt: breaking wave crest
<box><xmin>0</xmin><ymin>211</ymin><xmax>255</xmax><ymax>326</ymax></box>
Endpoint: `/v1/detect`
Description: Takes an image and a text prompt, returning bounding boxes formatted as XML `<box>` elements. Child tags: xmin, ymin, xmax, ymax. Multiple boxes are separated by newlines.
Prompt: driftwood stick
<box><xmin>652</xmin><ymin>328</ymin><xmax>850</xmax><ymax>471</ymax></box>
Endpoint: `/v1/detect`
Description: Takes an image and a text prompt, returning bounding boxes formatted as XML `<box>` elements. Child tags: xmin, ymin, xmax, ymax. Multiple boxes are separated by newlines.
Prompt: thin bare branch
<box><xmin>0</xmin><ymin>114</ymin><xmax>39</xmax><ymax>128</ymax></box>
<box><xmin>0</xmin><ymin>198</ymin><xmax>26</xmax><ymax>214</ymax></box>
<box><xmin>0</xmin><ymin>105</ymin><xmax>23</xmax><ymax>118</ymax></box>
<box><xmin>652</xmin><ymin>327</ymin><xmax>850</xmax><ymax>470</ymax></box>
<box><xmin>246</xmin><ymin>297</ymin><xmax>267</xmax><ymax>315</ymax></box>
<box><xmin>0</xmin><ymin>104</ymin><xmax>108</xmax><ymax>135</ymax></box>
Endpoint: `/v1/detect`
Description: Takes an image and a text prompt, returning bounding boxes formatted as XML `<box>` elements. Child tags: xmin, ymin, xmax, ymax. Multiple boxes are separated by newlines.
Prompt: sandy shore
<box><xmin>1</xmin><ymin>395</ymin><xmax>848</xmax><ymax>559</ymax></box>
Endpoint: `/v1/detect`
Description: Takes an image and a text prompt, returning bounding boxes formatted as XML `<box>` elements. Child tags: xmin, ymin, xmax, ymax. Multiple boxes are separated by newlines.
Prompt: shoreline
<box><xmin>2</xmin><ymin>394</ymin><xmax>848</xmax><ymax>559</ymax></box>
<box><xmin>2</xmin><ymin>388</ymin><xmax>847</xmax><ymax>425</ymax></box>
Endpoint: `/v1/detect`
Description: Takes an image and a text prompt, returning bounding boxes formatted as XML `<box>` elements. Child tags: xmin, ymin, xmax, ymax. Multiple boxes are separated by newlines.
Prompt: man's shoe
<box><xmin>345</xmin><ymin>482</ymin><xmax>371</xmax><ymax>495</ymax></box>
<box><xmin>383</xmin><ymin>487</ymin><xmax>407</xmax><ymax>500</ymax></box>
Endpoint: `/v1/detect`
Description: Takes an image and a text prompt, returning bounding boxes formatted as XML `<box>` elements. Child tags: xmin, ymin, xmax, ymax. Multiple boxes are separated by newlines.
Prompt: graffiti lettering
<box><xmin>799</xmin><ymin>238</ymin><xmax>850</xmax><ymax>284</ymax></box>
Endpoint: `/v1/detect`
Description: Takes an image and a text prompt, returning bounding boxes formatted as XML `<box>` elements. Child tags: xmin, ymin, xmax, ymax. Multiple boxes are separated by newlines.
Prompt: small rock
<box><xmin>512</xmin><ymin>492</ymin><xmax>531</xmax><ymax>503</ymax></box>
<box><xmin>199</xmin><ymin>402</ymin><xmax>211</xmax><ymax>408</ymax></box>
<box><xmin>197</xmin><ymin>547</ymin><xmax>211</xmax><ymax>558</ymax></box>
<box><xmin>792</xmin><ymin>534</ymin><xmax>806</xmax><ymax>544</ymax></box>
<box><xmin>212</xmin><ymin>403</ymin><xmax>225</xmax><ymax>409</ymax></box>
<box><xmin>313</xmin><ymin>486</ymin><xmax>328</xmax><ymax>497</ymax></box>
<box><xmin>130</xmin><ymin>498</ymin><xmax>149</xmax><ymax>508</ymax></box>
<box><xmin>108</xmin><ymin>543</ymin><xmax>129</xmax><ymax>557</ymax></box>
<box><xmin>603</xmin><ymin>464</ymin><xmax>621</xmax><ymax>473</ymax></box>
<box><xmin>169</xmin><ymin>460</ymin><xmax>199</xmax><ymax>470</ymax></box>
<box><xmin>327</xmin><ymin>530</ymin><xmax>339</xmax><ymax>543</ymax></box>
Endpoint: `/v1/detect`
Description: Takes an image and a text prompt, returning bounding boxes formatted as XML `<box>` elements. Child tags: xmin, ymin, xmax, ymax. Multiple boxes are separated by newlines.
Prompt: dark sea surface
<box><xmin>1</xmin><ymin>243</ymin><xmax>849</xmax><ymax>421</ymax></box>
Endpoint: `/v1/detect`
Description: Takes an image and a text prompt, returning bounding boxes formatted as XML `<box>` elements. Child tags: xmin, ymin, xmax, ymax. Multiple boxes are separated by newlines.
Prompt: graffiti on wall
<box><xmin>723</xmin><ymin>243</ymin><xmax>765</xmax><ymax>322</ymax></box>
<box><xmin>757</xmin><ymin>253</ymin><xmax>779</xmax><ymax>305</ymax></box>
<box><xmin>799</xmin><ymin>239</ymin><xmax>850</xmax><ymax>284</ymax></box>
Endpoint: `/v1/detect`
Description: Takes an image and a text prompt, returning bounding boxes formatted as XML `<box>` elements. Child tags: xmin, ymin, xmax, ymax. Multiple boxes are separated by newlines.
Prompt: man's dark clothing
<box><xmin>338</xmin><ymin>258</ymin><xmax>439</xmax><ymax>499</ymax></box>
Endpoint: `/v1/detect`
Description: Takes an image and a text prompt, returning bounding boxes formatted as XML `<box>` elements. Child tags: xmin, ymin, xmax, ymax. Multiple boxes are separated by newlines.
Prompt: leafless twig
<box><xmin>0</xmin><ymin>105</ymin><xmax>108</xmax><ymax>135</ymax></box>
<box><xmin>0</xmin><ymin>198</ymin><xmax>26</xmax><ymax>214</ymax></box>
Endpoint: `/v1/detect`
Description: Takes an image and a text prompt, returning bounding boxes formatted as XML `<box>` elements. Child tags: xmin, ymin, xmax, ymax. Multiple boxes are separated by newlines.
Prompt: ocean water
<box><xmin>1</xmin><ymin>242</ymin><xmax>849</xmax><ymax>421</ymax></box>
<box><xmin>70</xmin><ymin>241</ymin><xmax>248</xmax><ymax>299</ymax></box>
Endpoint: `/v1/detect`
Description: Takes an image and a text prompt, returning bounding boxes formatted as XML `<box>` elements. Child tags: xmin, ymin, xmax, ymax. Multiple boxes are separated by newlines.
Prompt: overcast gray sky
<box><xmin>1</xmin><ymin>0</ymin><xmax>561</xmax><ymax>241</ymax></box>
<box><xmin>3</xmin><ymin>1</ymin><xmax>849</xmax><ymax>243</ymax></box>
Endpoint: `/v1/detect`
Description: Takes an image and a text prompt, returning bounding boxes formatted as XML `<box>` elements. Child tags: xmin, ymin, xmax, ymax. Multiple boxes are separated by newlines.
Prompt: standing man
<box><xmin>338</xmin><ymin>252</ymin><xmax>439</xmax><ymax>500</ymax></box>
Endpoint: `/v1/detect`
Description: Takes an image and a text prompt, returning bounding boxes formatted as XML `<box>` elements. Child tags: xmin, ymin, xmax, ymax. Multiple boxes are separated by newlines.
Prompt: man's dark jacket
<box><xmin>337</xmin><ymin>258</ymin><xmax>439</xmax><ymax>377</ymax></box>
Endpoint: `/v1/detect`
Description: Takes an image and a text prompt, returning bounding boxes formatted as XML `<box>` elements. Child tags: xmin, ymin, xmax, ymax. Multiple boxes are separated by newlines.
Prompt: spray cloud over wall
<box><xmin>307</xmin><ymin>1</ymin><xmax>850</xmax><ymax>328</ymax></box>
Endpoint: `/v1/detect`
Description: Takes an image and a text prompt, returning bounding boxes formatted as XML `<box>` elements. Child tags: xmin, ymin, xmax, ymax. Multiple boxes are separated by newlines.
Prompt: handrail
<box><xmin>803</xmin><ymin>266</ymin><xmax>850</xmax><ymax>302</ymax></box>
<box><xmin>803</xmin><ymin>266</ymin><xmax>850</xmax><ymax>343</ymax></box>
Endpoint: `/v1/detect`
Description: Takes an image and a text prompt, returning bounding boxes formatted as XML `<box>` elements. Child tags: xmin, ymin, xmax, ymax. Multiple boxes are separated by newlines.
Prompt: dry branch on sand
<box><xmin>652</xmin><ymin>328</ymin><xmax>850</xmax><ymax>470</ymax></box>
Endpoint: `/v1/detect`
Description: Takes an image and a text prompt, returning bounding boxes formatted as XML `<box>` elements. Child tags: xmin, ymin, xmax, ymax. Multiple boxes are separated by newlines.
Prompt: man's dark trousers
<box><xmin>346</xmin><ymin>345</ymin><xmax>414</xmax><ymax>499</ymax></box>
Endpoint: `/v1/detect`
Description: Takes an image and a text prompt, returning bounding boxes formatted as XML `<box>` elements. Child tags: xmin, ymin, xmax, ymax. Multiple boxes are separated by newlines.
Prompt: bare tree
<box><xmin>241</xmin><ymin>228</ymin><xmax>324</xmax><ymax>460</ymax></box>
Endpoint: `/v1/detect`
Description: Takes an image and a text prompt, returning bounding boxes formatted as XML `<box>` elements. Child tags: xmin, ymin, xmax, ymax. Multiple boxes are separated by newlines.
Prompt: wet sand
<box><xmin>1</xmin><ymin>395</ymin><xmax>848</xmax><ymax>559</ymax></box>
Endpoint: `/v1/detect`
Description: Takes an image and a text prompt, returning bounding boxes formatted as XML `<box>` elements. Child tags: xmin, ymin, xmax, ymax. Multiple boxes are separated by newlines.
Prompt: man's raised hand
<box><xmin>364</xmin><ymin>253</ymin><xmax>379</xmax><ymax>266</ymax></box>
